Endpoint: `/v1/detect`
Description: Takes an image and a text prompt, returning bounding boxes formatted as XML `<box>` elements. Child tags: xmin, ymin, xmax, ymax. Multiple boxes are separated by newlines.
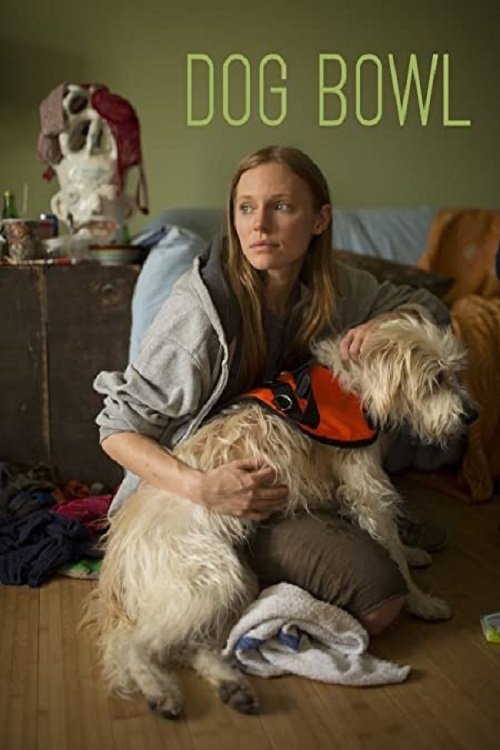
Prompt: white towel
<box><xmin>223</xmin><ymin>583</ymin><xmax>410</xmax><ymax>686</ymax></box>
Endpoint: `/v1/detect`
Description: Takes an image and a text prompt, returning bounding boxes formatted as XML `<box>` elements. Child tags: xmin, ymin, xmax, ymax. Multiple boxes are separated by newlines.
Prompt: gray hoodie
<box><xmin>94</xmin><ymin>251</ymin><xmax>449</xmax><ymax>511</ymax></box>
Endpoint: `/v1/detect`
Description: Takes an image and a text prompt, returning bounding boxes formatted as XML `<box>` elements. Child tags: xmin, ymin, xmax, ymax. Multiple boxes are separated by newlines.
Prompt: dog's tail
<box><xmin>78</xmin><ymin>504</ymin><xmax>142</xmax><ymax>695</ymax></box>
<box><xmin>80</xmin><ymin>551</ymin><xmax>142</xmax><ymax>696</ymax></box>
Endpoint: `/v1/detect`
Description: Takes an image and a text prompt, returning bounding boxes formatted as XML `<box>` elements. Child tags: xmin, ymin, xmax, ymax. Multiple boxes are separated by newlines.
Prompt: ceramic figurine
<box><xmin>37</xmin><ymin>83</ymin><xmax>148</xmax><ymax>243</ymax></box>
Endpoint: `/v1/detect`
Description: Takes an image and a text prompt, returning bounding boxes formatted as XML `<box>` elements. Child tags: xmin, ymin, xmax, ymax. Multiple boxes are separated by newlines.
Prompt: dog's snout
<box><xmin>462</xmin><ymin>403</ymin><xmax>479</xmax><ymax>425</ymax></box>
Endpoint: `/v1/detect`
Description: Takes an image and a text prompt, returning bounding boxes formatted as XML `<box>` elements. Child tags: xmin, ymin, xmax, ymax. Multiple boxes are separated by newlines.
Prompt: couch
<box><xmin>129</xmin><ymin>206</ymin><xmax>441</xmax><ymax>361</ymax></box>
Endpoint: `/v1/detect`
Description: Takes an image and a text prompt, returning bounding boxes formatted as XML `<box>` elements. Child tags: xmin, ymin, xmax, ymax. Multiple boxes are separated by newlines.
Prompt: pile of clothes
<box><xmin>0</xmin><ymin>462</ymin><xmax>113</xmax><ymax>587</ymax></box>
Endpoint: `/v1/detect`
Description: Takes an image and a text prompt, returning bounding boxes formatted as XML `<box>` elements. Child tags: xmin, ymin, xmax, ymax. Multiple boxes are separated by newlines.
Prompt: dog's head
<box><xmin>314</xmin><ymin>315</ymin><xmax>477</xmax><ymax>446</ymax></box>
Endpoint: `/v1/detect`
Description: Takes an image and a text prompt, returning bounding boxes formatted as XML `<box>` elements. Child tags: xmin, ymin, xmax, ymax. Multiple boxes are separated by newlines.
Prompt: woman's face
<box><xmin>233</xmin><ymin>162</ymin><xmax>330</xmax><ymax>275</ymax></box>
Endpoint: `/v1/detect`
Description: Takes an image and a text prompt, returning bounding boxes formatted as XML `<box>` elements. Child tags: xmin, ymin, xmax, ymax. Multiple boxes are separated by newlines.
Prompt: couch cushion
<box><xmin>333</xmin><ymin>207</ymin><xmax>436</xmax><ymax>265</ymax></box>
<box><xmin>142</xmin><ymin>206</ymin><xmax>436</xmax><ymax>266</ymax></box>
<box><xmin>129</xmin><ymin>225</ymin><xmax>209</xmax><ymax>361</ymax></box>
<box><xmin>334</xmin><ymin>249</ymin><xmax>453</xmax><ymax>297</ymax></box>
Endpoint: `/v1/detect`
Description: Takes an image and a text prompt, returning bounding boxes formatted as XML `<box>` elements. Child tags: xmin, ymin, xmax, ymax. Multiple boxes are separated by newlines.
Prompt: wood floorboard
<box><xmin>1</xmin><ymin>487</ymin><xmax>499</xmax><ymax>750</ymax></box>
<box><xmin>256</xmin><ymin>675</ymin><xmax>346</xmax><ymax>750</ymax></box>
<box><xmin>179</xmin><ymin>670</ymin><xmax>272</xmax><ymax>750</ymax></box>
<box><xmin>312</xmin><ymin>681</ymin><xmax>431</xmax><ymax>750</ymax></box>
<box><xmin>0</xmin><ymin>586</ymin><xmax>39</xmax><ymax>750</ymax></box>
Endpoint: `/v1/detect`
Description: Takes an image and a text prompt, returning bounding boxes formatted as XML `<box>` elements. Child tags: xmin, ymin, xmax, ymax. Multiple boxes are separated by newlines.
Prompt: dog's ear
<box><xmin>358</xmin><ymin>336</ymin><xmax>406</xmax><ymax>425</ymax></box>
<box><xmin>439</xmin><ymin>328</ymin><xmax>468</xmax><ymax>372</ymax></box>
<box><xmin>363</xmin><ymin>380</ymin><xmax>396</xmax><ymax>426</ymax></box>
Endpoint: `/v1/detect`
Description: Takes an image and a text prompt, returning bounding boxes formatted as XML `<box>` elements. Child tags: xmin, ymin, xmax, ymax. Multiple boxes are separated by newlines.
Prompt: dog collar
<box><xmin>239</xmin><ymin>362</ymin><xmax>378</xmax><ymax>447</ymax></box>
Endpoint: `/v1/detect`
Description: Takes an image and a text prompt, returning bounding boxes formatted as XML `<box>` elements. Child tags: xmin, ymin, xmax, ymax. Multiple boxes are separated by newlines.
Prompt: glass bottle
<box><xmin>2</xmin><ymin>191</ymin><xmax>18</xmax><ymax>219</ymax></box>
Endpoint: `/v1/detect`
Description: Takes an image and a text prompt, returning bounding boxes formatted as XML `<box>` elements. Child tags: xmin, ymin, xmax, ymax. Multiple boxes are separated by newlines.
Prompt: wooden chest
<box><xmin>0</xmin><ymin>264</ymin><xmax>140</xmax><ymax>488</ymax></box>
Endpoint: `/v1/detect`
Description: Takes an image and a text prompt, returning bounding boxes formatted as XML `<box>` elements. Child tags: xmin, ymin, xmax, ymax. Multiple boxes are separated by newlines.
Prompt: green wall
<box><xmin>1</xmin><ymin>0</ymin><xmax>498</xmax><ymax>231</ymax></box>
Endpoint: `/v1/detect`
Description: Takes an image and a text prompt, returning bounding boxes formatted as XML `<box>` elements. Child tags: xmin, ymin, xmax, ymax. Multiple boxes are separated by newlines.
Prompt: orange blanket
<box><xmin>415</xmin><ymin>209</ymin><xmax>500</xmax><ymax>501</ymax></box>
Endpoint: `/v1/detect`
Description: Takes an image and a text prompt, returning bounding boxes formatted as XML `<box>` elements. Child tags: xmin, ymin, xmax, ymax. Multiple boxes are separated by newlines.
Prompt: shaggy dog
<box><xmin>82</xmin><ymin>315</ymin><xmax>475</xmax><ymax>718</ymax></box>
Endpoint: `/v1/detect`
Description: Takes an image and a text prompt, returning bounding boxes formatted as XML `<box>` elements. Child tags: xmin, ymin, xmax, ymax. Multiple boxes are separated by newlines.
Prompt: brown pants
<box><xmin>247</xmin><ymin>510</ymin><xmax>408</xmax><ymax>617</ymax></box>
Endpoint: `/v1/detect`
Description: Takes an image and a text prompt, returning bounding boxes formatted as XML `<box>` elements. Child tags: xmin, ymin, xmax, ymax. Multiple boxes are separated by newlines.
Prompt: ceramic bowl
<box><xmin>89</xmin><ymin>245</ymin><xmax>142</xmax><ymax>266</ymax></box>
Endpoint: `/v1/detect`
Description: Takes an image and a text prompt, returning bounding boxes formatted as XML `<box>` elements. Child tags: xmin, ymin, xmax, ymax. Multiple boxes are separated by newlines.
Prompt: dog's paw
<box><xmin>146</xmin><ymin>694</ymin><xmax>184</xmax><ymax>720</ymax></box>
<box><xmin>218</xmin><ymin>679</ymin><xmax>258</xmax><ymax>714</ymax></box>
<box><xmin>406</xmin><ymin>591</ymin><xmax>452</xmax><ymax>621</ymax></box>
<box><xmin>404</xmin><ymin>545</ymin><xmax>433</xmax><ymax>568</ymax></box>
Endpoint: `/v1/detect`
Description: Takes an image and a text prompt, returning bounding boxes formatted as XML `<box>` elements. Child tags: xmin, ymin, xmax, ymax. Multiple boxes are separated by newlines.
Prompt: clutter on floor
<box><xmin>0</xmin><ymin>461</ymin><xmax>113</xmax><ymax>586</ymax></box>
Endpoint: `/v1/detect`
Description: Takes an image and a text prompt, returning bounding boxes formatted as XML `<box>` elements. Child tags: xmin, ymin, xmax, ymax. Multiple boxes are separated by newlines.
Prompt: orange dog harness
<box><xmin>241</xmin><ymin>363</ymin><xmax>377</xmax><ymax>447</ymax></box>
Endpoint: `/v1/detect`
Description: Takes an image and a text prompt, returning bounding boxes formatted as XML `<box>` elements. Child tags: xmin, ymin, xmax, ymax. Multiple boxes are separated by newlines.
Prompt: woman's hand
<box><xmin>191</xmin><ymin>457</ymin><xmax>289</xmax><ymax>521</ymax></box>
<box><xmin>339</xmin><ymin>312</ymin><xmax>401</xmax><ymax>361</ymax></box>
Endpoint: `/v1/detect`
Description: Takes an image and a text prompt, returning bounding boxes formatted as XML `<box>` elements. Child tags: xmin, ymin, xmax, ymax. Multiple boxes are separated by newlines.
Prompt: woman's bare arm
<box><xmin>102</xmin><ymin>432</ymin><xmax>288</xmax><ymax>520</ymax></box>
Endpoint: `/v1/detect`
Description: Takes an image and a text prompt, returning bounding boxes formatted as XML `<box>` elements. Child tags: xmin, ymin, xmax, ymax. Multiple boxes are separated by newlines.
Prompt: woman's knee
<box><xmin>249</xmin><ymin>515</ymin><xmax>409</xmax><ymax>620</ymax></box>
<box><xmin>358</xmin><ymin>595</ymin><xmax>406</xmax><ymax>636</ymax></box>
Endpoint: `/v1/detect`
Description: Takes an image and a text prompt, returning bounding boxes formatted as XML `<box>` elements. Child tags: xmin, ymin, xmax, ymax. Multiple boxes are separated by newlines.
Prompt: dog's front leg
<box><xmin>382</xmin><ymin>535</ymin><xmax>451</xmax><ymax>621</ymax></box>
<box><xmin>334</xmin><ymin>451</ymin><xmax>451</xmax><ymax>621</ymax></box>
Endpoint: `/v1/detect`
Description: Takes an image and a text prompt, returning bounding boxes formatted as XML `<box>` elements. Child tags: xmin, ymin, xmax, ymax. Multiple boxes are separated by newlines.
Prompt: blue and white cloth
<box><xmin>223</xmin><ymin>583</ymin><xmax>410</xmax><ymax>686</ymax></box>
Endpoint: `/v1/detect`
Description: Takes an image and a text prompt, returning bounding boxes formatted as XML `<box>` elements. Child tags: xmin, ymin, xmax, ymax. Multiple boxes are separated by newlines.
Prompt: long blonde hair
<box><xmin>224</xmin><ymin>145</ymin><xmax>337</xmax><ymax>390</ymax></box>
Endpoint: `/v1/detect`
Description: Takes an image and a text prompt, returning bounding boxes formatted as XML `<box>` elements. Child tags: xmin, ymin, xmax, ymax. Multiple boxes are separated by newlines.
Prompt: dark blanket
<box><xmin>0</xmin><ymin>510</ymin><xmax>90</xmax><ymax>587</ymax></box>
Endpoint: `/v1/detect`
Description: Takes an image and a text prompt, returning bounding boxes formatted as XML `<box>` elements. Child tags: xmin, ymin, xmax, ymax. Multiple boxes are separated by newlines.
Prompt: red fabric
<box><xmin>91</xmin><ymin>87</ymin><xmax>148</xmax><ymax>213</ymax></box>
<box><xmin>53</xmin><ymin>494</ymin><xmax>113</xmax><ymax>530</ymax></box>
<box><xmin>244</xmin><ymin>365</ymin><xmax>377</xmax><ymax>446</ymax></box>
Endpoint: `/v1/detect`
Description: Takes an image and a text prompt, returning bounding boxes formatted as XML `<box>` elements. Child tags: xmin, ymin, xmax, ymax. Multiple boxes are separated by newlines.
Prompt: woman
<box><xmin>95</xmin><ymin>145</ymin><xmax>451</xmax><ymax>636</ymax></box>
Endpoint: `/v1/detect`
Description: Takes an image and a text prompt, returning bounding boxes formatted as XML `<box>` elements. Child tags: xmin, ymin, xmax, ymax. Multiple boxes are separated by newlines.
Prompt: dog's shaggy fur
<box><xmin>82</xmin><ymin>315</ymin><xmax>475</xmax><ymax>718</ymax></box>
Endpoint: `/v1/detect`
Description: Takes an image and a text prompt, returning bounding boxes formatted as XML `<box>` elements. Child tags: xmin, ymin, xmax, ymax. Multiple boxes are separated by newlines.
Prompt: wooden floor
<box><xmin>1</xmin><ymin>478</ymin><xmax>500</xmax><ymax>750</ymax></box>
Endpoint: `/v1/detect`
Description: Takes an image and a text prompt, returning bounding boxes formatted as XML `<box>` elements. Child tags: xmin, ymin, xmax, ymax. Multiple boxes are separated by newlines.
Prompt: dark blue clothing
<box><xmin>0</xmin><ymin>510</ymin><xmax>90</xmax><ymax>587</ymax></box>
